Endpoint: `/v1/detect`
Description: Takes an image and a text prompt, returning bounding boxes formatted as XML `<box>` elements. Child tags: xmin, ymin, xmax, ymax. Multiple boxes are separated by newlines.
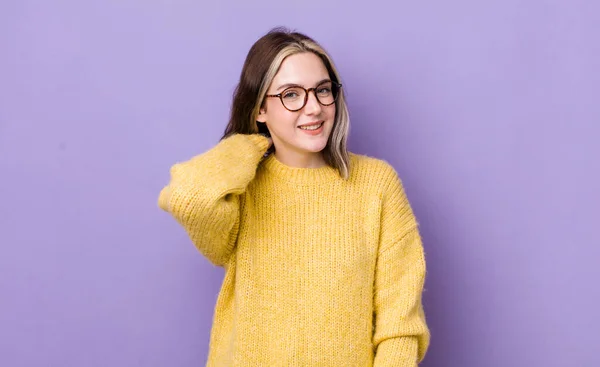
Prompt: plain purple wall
<box><xmin>1</xmin><ymin>1</ymin><xmax>599</xmax><ymax>366</ymax></box>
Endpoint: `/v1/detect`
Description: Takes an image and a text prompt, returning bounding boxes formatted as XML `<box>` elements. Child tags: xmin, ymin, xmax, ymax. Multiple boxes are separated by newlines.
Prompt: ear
<box><xmin>256</xmin><ymin>105</ymin><xmax>267</xmax><ymax>123</ymax></box>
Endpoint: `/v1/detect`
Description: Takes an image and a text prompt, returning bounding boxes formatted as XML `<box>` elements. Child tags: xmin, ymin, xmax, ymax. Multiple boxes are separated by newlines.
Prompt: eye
<box><xmin>317</xmin><ymin>87</ymin><xmax>332</xmax><ymax>95</ymax></box>
<box><xmin>282</xmin><ymin>88</ymin><xmax>302</xmax><ymax>99</ymax></box>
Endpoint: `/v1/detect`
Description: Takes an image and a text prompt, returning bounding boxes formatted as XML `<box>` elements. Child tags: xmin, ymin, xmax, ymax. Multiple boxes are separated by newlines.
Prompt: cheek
<box><xmin>267</xmin><ymin>106</ymin><xmax>299</xmax><ymax>128</ymax></box>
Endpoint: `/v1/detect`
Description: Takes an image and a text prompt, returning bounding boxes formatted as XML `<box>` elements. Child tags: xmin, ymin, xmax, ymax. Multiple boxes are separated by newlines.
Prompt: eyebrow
<box><xmin>275</xmin><ymin>78</ymin><xmax>332</xmax><ymax>92</ymax></box>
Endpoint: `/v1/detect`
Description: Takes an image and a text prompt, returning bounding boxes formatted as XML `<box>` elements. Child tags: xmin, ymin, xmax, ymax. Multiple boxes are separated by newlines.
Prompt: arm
<box><xmin>157</xmin><ymin>133</ymin><xmax>271</xmax><ymax>266</ymax></box>
<box><xmin>373</xmin><ymin>166</ymin><xmax>430</xmax><ymax>366</ymax></box>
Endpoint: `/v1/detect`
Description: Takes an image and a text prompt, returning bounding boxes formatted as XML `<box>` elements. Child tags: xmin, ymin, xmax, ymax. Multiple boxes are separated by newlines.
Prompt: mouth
<box><xmin>298</xmin><ymin>121</ymin><xmax>324</xmax><ymax>131</ymax></box>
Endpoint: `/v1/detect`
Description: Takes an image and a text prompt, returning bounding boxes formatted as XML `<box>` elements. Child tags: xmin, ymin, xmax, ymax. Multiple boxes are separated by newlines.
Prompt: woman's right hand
<box><xmin>259</xmin><ymin>133</ymin><xmax>273</xmax><ymax>154</ymax></box>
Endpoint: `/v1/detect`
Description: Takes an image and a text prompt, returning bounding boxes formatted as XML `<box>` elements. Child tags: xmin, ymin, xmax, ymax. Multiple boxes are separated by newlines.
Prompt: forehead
<box><xmin>272</xmin><ymin>52</ymin><xmax>329</xmax><ymax>87</ymax></box>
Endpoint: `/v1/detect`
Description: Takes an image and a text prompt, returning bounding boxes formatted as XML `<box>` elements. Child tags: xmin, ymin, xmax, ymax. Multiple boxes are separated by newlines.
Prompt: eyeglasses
<box><xmin>265</xmin><ymin>80</ymin><xmax>342</xmax><ymax>112</ymax></box>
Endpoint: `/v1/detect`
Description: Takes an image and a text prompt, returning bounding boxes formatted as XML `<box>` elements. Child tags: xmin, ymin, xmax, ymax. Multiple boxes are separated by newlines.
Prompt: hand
<box><xmin>258</xmin><ymin>133</ymin><xmax>273</xmax><ymax>147</ymax></box>
<box><xmin>258</xmin><ymin>133</ymin><xmax>273</xmax><ymax>157</ymax></box>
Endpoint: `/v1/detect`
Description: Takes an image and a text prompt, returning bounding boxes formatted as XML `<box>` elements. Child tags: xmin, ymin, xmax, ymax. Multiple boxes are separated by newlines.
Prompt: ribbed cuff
<box><xmin>242</xmin><ymin>133</ymin><xmax>271</xmax><ymax>155</ymax></box>
<box><xmin>373</xmin><ymin>337</ymin><xmax>419</xmax><ymax>367</ymax></box>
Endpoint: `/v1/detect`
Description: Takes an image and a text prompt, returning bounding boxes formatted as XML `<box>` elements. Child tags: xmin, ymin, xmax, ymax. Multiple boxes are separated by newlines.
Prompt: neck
<box><xmin>273</xmin><ymin>149</ymin><xmax>326</xmax><ymax>169</ymax></box>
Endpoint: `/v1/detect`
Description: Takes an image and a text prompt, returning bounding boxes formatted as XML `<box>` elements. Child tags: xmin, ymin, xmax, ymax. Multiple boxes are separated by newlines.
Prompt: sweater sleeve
<box><xmin>157</xmin><ymin>133</ymin><xmax>271</xmax><ymax>266</ymax></box>
<box><xmin>373</xmin><ymin>166</ymin><xmax>430</xmax><ymax>366</ymax></box>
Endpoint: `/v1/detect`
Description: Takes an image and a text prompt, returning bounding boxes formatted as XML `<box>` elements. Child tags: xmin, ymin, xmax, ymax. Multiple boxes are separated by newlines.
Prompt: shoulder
<box><xmin>348</xmin><ymin>152</ymin><xmax>404</xmax><ymax>192</ymax></box>
<box><xmin>349</xmin><ymin>153</ymin><xmax>417</xmax><ymax>229</ymax></box>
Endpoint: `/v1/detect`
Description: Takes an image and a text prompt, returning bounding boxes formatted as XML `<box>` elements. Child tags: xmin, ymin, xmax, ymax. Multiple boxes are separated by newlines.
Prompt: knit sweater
<box><xmin>158</xmin><ymin>133</ymin><xmax>430</xmax><ymax>366</ymax></box>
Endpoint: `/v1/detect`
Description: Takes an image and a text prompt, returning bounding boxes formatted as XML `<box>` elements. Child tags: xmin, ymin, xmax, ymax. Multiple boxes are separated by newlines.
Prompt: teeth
<box><xmin>299</xmin><ymin>122</ymin><xmax>323</xmax><ymax>130</ymax></box>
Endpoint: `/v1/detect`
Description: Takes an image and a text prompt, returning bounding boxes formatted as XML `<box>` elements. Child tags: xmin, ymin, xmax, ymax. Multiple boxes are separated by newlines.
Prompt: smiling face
<box><xmin>257</xmin><ymin>52</ymin><xmax>336</xmax><ymax>166</ymax></box>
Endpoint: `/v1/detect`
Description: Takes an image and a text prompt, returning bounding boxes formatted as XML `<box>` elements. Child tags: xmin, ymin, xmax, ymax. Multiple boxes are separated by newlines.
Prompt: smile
<box><xmin>298</xmin><ymin>122</ymin><xmax>324</xmax><ymax>131</ymax></box>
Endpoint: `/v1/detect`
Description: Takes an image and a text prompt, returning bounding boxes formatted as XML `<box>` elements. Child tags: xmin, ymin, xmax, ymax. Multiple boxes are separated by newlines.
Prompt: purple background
<box><xmin>1</xmin><ymin>1</ymin><xmax>599</xmax><ymax>366</ymax></box>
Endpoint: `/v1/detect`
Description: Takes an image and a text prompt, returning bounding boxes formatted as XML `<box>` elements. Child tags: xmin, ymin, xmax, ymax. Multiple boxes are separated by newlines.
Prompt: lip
<box><xmin>298</xmin><ymin>121</ymin><xmax>324</xmax><ymax>127</ymax></box>
<box><xmin>298</xmin><ymin>121</ymin><xmax>325</xmax><ymax>135</ymax></box>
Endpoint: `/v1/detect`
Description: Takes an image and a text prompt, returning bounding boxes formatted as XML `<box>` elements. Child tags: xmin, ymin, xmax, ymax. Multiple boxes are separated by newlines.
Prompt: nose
<box><xmin>303</xmin><ymin>90</ymin><xmax>322</xmax><ymax>115</ymax></box>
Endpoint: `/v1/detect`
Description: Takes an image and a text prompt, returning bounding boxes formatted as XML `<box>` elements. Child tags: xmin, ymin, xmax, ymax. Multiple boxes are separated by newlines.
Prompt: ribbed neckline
<box><xmin>261</xmin><ymin>153</ymin><xmax>340</xmax><ymax>184</ymax></box>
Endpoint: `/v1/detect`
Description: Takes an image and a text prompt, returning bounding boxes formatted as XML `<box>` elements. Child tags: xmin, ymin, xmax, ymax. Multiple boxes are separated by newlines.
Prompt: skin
<box><xmin>257</xmin><ymin>52</ymin><xmax>336</xmax><ymax>168</ymax></box>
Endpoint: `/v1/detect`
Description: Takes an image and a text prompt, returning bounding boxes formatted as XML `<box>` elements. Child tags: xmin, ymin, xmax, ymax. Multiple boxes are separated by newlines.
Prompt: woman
<box><xmin>158</xmin><ymin>27</ymin><xmax>430</xmax><ymax>366</ymax></box>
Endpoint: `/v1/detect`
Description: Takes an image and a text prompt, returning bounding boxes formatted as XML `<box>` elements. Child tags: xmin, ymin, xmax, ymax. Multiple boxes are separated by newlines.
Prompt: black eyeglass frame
<box><xmin>265</xmin><ymin>81</ymin><xmax>343</xmax><ymax>112</ymax></box>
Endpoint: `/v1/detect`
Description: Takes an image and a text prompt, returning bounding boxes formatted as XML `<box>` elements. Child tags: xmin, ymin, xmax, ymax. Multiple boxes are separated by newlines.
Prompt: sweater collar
<box><xmin>261</xmin><ymin>153</ymin><xmax>340</xmax><ymax>184</ymax></box>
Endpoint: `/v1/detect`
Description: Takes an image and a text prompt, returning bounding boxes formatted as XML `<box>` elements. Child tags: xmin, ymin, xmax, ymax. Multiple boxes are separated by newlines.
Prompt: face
<box><xmin>257</xmin><ymin>52</ymin><xmax>336</xmax><ymax>160</ymax></box>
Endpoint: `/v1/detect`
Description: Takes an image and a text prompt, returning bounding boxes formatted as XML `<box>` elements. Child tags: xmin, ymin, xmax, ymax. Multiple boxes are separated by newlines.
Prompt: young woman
<box><xmin>158</xmin><ymin>27</ymin><xmax>430</xmax><ymax>366</ymax></box>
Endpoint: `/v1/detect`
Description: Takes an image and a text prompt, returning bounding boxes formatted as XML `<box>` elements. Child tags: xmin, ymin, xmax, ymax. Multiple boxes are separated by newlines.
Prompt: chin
<box><xmin>301</xmin><ymin>140</ymin><xmax>328</xmax><ymax>153</ymax></box>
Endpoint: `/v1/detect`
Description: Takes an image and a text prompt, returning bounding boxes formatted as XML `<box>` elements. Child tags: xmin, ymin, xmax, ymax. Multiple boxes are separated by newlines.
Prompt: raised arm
<box><xmin>158</xmin><ymin>133</ymin><xmax>271</xmax><ymax>266</ymax></box>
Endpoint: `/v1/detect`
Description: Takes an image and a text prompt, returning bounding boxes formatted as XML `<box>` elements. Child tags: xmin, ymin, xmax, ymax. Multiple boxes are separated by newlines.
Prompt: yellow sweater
<box><xmin>158</xmin><ymin>133</ymin><xmax>430</xmax><ymax>366</ymax></box>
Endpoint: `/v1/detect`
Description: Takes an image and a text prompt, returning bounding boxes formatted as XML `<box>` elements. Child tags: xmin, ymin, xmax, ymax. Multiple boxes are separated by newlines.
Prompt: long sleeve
<box><xmin>373</xmin><ymin>167</ymin><xmax>430</xmax><ymax>366</ymax></box>
<box><xmin>157</xmin><ymin>133</ymin><xmax>270</xmax><ymax>266</ymax></box>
